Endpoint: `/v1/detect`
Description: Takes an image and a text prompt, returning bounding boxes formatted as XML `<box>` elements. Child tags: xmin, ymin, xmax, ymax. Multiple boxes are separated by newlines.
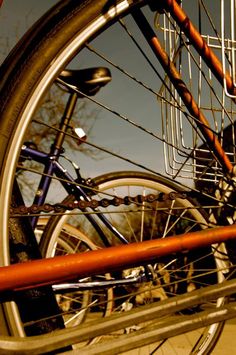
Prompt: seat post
<box><xmin>51</xmin><ymin>91</ymin><xmax>78</xmax><ymax>154</ymax></box>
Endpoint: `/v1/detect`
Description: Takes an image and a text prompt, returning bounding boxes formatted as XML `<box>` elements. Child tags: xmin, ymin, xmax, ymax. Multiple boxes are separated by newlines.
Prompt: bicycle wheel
<box><xmin>0</xmin><ymin>0</ymin><xmax>234</xmax><ymax>353</ymax></box>
<box><xmin>40</xmin><ymin>171</ymin><xmax>226</xmax><ymax>354</ymax></box>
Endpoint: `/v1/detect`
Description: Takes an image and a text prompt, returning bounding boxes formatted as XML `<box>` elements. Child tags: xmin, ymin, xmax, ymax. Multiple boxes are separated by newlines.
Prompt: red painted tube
<box><xmin>163</xmin><ymin>0</ymin><xmax>236</xmax><ymax>97</ymax></box>
<box><xmin>0</xmin><ymin>224</ymin><xmax>236</xmax><ymax>292</ymax></box>
<box><xmin>132</xmin><ymin>8</ymin><xmax>234</xmax><ymax>173</ymax></box>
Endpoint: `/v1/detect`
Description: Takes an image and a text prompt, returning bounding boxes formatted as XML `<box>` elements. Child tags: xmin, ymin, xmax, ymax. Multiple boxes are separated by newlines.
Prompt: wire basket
<box><xmin>155</xmin><ymin>1</ymin><xmax>236</xmax><ymax>183</ymax></box>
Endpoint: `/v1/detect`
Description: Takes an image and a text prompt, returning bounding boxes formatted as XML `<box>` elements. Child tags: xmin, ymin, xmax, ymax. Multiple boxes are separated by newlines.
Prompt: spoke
<box><xmin>165</xmin><ymin>208</ymin><xmax>188</xmax><ymax>236</ymax></box>
<box><xmin>140</xmin><ymin>188</ymin><xmax>146</xmax><ymax>242</ymax></box>
<box><xmin>64</xmin><ymin>299</ymin><xmax>98</xmax><ymax>327</ymax></box>
<box><xmin>162</xmin><ymin>200</ymin><xmax>175</xmax><ymax>238</ymax></box>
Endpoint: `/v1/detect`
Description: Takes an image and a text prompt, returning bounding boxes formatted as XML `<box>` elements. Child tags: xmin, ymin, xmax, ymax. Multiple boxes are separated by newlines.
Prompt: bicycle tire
<box><xmin>0</xmin><ymin>0</ymin><xmax>233</xmax><ymax>353</ymax></box>
<box><xmin>40</xmin><ymin>171</ymin><xmax>226</xmax><ymax>354</ymax></box>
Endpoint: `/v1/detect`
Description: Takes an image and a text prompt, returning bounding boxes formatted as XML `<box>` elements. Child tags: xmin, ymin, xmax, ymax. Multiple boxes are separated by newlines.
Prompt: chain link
<box><xmin>10</xmin><ymin>191</ymin><xmax>189</xmax><ymax>216</ymax></box>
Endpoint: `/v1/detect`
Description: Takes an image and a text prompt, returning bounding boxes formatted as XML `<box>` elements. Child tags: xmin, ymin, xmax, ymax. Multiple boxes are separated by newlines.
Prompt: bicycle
<box><xmin>1</xmin><ymin>0</ymin><xmax>236</xmax><ymax>354</ymax></box>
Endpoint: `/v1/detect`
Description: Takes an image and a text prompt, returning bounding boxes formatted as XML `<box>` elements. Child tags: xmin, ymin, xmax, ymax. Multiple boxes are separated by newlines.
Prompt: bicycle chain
<box><xmin>10</xmin><ymin>191</ymin><xmax>189</xmax><ymax>216</ymax></box>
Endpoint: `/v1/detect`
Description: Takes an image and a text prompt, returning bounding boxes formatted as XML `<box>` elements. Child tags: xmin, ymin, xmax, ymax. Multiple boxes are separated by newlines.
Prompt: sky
<box><xmin>0</xmin><ymin>0</ymin><xmax>57</xmax><ymax>62</ymax></box>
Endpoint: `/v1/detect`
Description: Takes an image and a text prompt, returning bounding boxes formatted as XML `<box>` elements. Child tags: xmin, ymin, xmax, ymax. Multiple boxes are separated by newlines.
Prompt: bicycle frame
<box><xmin>22</xmin><ymin>145</ymin><xmax>128</xmax><ymax>246</ymax></box>
<box><xmin>19</xmin><ymin>86</ymin><xmax>129</xmax><ymax>246</ymax></box>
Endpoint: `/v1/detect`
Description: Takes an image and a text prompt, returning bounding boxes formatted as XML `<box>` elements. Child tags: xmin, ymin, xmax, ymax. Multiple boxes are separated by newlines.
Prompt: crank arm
<box><xmin>52</xmin><ymin>274</ymin><xmax>147</xmax><ymax>292</ymax></box>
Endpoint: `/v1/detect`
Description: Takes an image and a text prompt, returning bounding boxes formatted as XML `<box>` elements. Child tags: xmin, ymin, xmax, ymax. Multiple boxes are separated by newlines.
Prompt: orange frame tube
<box><xmin>132</xmin><ymin>6</ymin><xmax>233</xmax><ymax>173</ymax></box>
<box><xmin>163</xmin><ymin>0</ymin><xmax>236</xmax><ymax>96</ymax></box>
<box><xmin>1</xmin><ymin>223</ymin><xmax>236</xmax><ymax>293</ymax></box>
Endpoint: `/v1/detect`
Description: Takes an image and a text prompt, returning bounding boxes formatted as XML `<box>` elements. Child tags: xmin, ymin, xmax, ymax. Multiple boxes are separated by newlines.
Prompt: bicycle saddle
<box><xmin>59</xmin><ymin>67</ymin><xmax>112</xmax><ymax>96</ymax></box>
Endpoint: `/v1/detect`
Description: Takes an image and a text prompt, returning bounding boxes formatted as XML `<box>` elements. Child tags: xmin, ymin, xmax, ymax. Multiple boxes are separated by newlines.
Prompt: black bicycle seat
<box><xmin>59</xmin><ymin>67</ymin><xmax>112</xmax><ymax>96</ymax></box>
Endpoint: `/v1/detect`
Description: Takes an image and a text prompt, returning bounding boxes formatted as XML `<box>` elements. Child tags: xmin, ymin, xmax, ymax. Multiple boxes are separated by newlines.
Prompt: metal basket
<box><xmin>155</xmin><ymin>1</ymin><xmax>236</xmax><ymax>183</ymax></box>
